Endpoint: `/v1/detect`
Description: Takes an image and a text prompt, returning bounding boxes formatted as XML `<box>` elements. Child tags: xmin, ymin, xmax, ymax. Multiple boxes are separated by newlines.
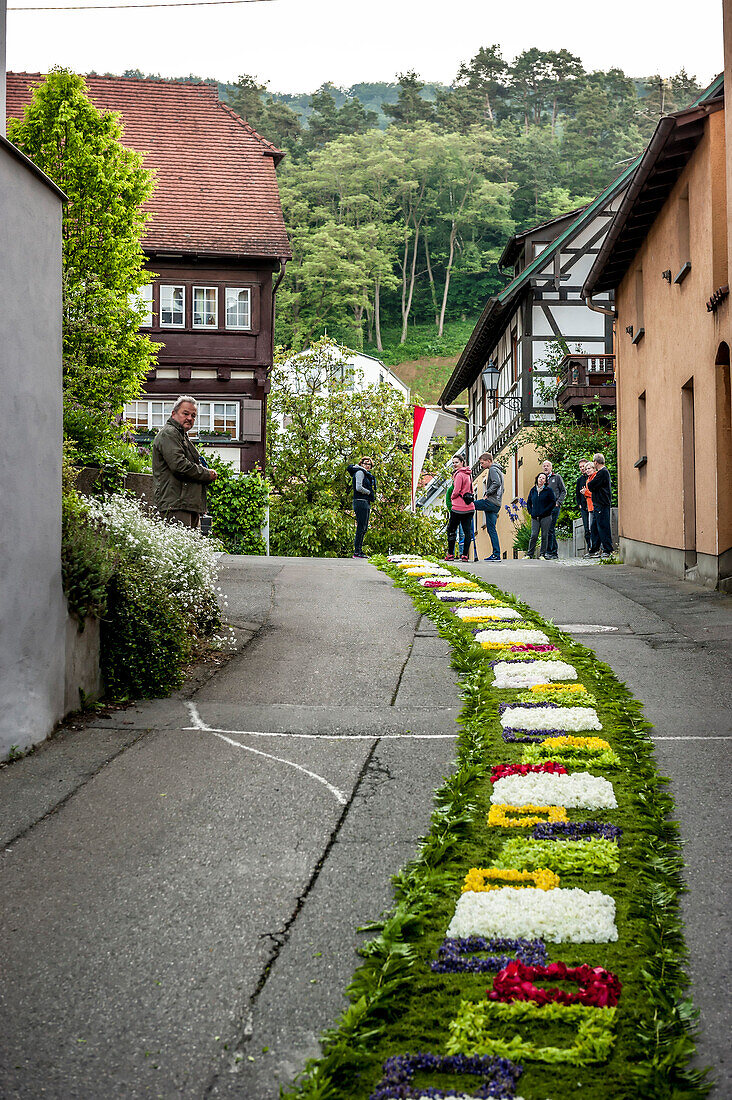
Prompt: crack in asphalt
<box><xmin>202</xmin><ymin>738</ymin><xmax>381</xmax><ymax>1097</ymax></box>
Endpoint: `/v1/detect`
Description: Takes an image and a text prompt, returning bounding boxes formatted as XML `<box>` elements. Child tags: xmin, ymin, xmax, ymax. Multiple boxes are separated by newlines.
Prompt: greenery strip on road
<box><xmin>285</xmin><ymin>556</ymin><xmax>709</xmax><ymax>1100</ymax></box>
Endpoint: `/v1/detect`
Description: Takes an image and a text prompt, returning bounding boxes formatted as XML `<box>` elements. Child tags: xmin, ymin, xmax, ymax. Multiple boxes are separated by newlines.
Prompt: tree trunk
<box><xmin>400</xmin><ymin>220</ymin><xmax>420</xmax><ymax>344</ymax></box>
<box><xmin>438</xmin><ymin>223</ymin><xmax>457</xmax><ymax>337</ymax></box>
<box><xmin>374</xmin><ymin>277</ymin><xmax>383</xmax><ymax>352</ymax></box>
<box><xmin>423</xmin><ymin>234</ymin><xmax>439</xmax><ymax>326</ymax></box>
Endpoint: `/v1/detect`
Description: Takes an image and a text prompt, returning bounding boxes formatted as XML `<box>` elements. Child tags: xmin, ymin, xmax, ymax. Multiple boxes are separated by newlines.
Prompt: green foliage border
<box><xmin>282</xmin><ymin>557</ymin><xmax>711</xmax><ymax>1100</ymax></box>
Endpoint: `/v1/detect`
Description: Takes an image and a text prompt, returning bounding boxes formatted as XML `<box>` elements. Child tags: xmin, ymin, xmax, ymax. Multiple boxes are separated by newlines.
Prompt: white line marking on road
<box><xmin>211</xmin><ymin>730</ymin><xmax>348</xmax><ymax>804</ymax></box>
<box><xmin>556</xmin><ymin>624</ymin><xmax>620</xmax><ymax>633</ymax></box>
<box><xmin>652</xmin><ymin>736</ymin><xmax>732</xmax><ymax>741</ymax></box>
<box><xmin>187</xmin><ymin>703</ymin><xmax>347</xmax><ymax>804</ymax></box>
<box><xmin>184</xmin><ymin>703</ymin><xmax>456</xmax><ymax>741</ymax></box>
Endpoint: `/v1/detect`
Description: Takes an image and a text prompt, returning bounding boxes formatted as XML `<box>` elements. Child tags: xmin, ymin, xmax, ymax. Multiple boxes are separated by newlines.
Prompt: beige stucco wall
<box><xmin>615</xmin><ymin>109</ymin><xmax>731</xmax><ymax>565</ymax></box>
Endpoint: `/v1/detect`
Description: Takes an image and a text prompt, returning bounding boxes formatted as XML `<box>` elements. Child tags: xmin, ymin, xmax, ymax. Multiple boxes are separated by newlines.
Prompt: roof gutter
<box><xmin>584</xmin><ymin>295</ymin><xmax>616</xmax><ymax>317</ymax></box>
<box><xmin>582</xmin><ymin>115</ymin><xmax>677</xmax><ymax>297</ymax></box>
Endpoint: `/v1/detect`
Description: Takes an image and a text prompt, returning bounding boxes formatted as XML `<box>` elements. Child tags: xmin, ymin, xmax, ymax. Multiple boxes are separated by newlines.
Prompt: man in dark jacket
<box><xmin>152</xmin><ymin>396</ymin><xmax>217</xmax><ymax>528</ymax></box>
<box><xmin>586</xmin><ymin>453</ymin><xmax>613</xmax><ymax>556</ymax></box>
<box><xmin>541</xmin><ymin>460</ymin><xmax>566</xmax><ymax>559</ymax></box>
<box><xmin>575</xmin><ymin>459</ymin><xmax>592</xmax><ymax>552</ymax></box>
<box><xmin>474</xmin><ymin>452</ymin><xmax>504</xmax><ymax>561</ymax></box>
<box><xmin>347</xmin><ymin>457</ymin><xmax>376</xmax><ymax>558</ymax></box>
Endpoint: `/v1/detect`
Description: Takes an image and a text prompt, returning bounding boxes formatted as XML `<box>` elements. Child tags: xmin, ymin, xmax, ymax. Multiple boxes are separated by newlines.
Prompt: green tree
<box><xmin>303</xmin><ymin>85</ymin><xmax>377</xmax><ymax>149</ymax></box>
<box><xmin>382</xmin><ymin>71</ymin><xmax>436</xmax><ymax>126</ymax></box>
<box><xmin>267</xmin><ymin>339</ymin><xmax>445</xmax><ymax>556</ymax></box>
<box><xmin>8</xmin><ymin>68</ymin><xmax>157</xmax><ymax>454</ymax></box>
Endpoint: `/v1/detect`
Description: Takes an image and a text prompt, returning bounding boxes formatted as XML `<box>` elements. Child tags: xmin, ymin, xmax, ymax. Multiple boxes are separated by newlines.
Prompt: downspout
<box><xmin>584</xmin><ymin>295</ymin><xmax>616</xmax><ymax>317</ymax></box>
<box><xmin>270</xmin><ymin>255</ymin><xmax>288</xmax><ymax>339</ymax></box>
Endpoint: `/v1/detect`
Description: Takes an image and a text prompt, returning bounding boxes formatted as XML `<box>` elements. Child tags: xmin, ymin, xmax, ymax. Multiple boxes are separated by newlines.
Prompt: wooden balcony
<box><xmin>557</xmin><ymin>353</ymin><xmax>616</xmax><ymax>414</ymax></box>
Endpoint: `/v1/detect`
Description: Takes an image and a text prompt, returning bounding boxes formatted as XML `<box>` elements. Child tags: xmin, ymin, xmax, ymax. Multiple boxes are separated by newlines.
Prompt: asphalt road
<box><xmin>0</xmin><ymin>556</ymin><xmax>729</xmax><ymax>1098</ymax></box>
<box><xmin>0</xmin><ymin>558</ymin><xmax>461</xmax><ymax>1099</ymax></box>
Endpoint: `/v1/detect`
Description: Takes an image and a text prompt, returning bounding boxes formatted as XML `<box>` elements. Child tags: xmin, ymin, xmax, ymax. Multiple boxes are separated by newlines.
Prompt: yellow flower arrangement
<box><xmin>443</xmin><ymin>580</ymin><xmax>480</xmax><ymax>590</ymax></box>
<box><xmin>461</xmin><ymin>866</ymin><xmax>560</xmax><ymax>893</ymax></box>
<box><xmin>529</xmin><ymin>683</ymin><xmax>587</xmax><ymax>694</ymax></box>
<box><xmin>539</xmin><ymin>735</ymin><xmax>612</xmax><ymax>752</ymax></box>
<box><xmin>461</xmin><ymin>612</ymin><xmax>513</xmax><ymax>623</ymax></box>
<box><xmin>480</xmin><ymin>642</ymin><xmax>515</xmax><ymax>650</ymax></box>
<box><xmin>488</xmin><ymin>804</ymin><xmax>569</xmax><ymax>828</ymax></box>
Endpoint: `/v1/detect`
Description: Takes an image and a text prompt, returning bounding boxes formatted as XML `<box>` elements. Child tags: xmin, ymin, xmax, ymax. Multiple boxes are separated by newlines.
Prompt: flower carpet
<box><xmin>284</xmin><ymin>556</ymin><xmax>708</xmax><ymax>1100</ymax></box>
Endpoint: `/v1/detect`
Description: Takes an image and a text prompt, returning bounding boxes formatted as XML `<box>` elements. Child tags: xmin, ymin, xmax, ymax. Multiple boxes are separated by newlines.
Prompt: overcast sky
<box><xmin>5</xmin><ymin>0</ymin><xmax>724</xmax><ymax>93</ymax></box>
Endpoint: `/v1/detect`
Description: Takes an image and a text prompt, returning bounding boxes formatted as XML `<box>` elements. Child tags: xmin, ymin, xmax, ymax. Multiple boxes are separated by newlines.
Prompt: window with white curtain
<box><xmin>225</xmin><ymin>287</ymin><xmax>251</xmax><ymax>329</ymax></box>
<box><xmin>193</xmin><ymin>287</ymin><xmax>218</xmax><ymax>328</ymax></box>
<box><xmin>128</xmin><ymin>284</ymin><xmax>153</xmax><ymax>327</ymax></box>
<box><xmin>160</xmin><ymin>286</ymin><xmax>184</xmax><ymax>327</ymax></box>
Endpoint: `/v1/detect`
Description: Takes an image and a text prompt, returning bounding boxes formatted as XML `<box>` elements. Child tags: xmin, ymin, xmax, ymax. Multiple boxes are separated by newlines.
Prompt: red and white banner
<box><xmin>411</xmin><ymin>406</ymin><xmax>440</xmax><ymax>512</ymax></box>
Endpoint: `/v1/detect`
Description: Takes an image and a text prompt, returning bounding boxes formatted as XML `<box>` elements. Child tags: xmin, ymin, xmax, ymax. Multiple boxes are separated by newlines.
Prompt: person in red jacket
<box><xmin>445</xmin><ymin>456</ymin><xmax>476</xmax><ymax>561</ymax></box>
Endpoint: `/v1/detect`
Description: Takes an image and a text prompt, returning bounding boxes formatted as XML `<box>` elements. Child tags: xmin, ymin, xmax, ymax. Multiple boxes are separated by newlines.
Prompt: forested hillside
<box><xmin>113</xmin><ymin>50</ymin><xmax>705</xmax><ymax>354</ymax></box>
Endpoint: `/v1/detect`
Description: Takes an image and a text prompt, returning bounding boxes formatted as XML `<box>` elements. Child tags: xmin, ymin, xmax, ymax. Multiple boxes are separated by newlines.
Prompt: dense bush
<box><xmin>203</xmin><ymin>455</ymin><xmax>269</xmax><ymax>554</ymax></box>
<box><xmin>62</xmin><ymin>494</ymin><xmax>223</xmax><ymax>699</ymax></box>
<box><xmin>61</xmin><ymin>494</ymin><xmax>115</xmax><ymax>624</ymax></box>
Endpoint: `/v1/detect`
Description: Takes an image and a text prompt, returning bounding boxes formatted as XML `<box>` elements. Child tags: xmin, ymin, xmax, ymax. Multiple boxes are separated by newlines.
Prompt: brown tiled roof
<box><xmin>6</xmin><ymin>73</ymin><xmax>291</xmax><ymax>259</ymax></box>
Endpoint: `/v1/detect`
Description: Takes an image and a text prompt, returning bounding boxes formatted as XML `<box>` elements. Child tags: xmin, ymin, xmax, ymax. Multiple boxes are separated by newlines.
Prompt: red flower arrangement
<box><xmin>422</xmin><ymin>579</ymin><xmax>449</xmax><ymax>588</ymax></box>
<box><xmin>509</xmin><ymin>644</ymin><xmax>559</xmax><ymax>653</ymax></box>
<box><xmin>490</xmin><ymin>762</ymin><xmax>568</xmax><ymax>784</ymax></box>
<box><xmin>489</xmin><ymin>959</ymin><xmax>621</xmax><ymax>1007</ymax></box>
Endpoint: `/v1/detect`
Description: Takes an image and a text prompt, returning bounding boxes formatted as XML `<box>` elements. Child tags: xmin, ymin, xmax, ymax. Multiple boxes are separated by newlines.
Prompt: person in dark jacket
<box><xmin>541</xmin><ymin>460</ymin><xmax>566</xmax><ymax>559</ymax></box>
<box><xmin>152</xmin><ymin>396</ymin><xmax>217</xmax><ymax>528</ymax></box>
<box><xmin>586</xmin><ymin>453</ymin><xmax>613</xmax><ymax>556</ymax></box>
<box><xmin>575</xmin><ymin>459</ymin><xmax>592</xmax><ymax>552</ymax></box>
<box><xmin>526</xmin><ymin>472</ymin><xmax>556</xmax><ymax>559</ymax></box>
<box><xmin>347</xmin><ymin>457</ymin><xmax>376</xmax><ymax>558</ymax></box>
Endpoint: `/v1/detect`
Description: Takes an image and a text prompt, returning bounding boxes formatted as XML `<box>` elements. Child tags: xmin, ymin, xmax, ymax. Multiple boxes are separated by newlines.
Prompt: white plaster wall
<box><xmin>0</xmin><ymin>146</ymin><xmax>66</xmax><ymax>757</ymax></box>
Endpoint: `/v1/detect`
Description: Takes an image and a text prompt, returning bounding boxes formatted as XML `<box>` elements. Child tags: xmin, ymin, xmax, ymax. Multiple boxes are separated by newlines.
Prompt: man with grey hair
<box><xmin>152</xmin><ymin>396</ymin><xmax>217</xmax><ymax>528</ymax></box>
<box><xmin>586</xmin><ymin>453</ymin><xmax>613</xmax><ymax>557</ymax></box>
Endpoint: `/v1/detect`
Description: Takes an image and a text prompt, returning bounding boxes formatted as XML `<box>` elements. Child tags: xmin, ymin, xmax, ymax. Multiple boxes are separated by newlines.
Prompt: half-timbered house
<box><xmin>438</xmin><ymin>167</ymin><xmax>636</xmax><ymax>558</ymax></box>
<box><xmin>6</xmin><ymin>74</ymin><xmax>292</xmax><ymax>471</ymax></box>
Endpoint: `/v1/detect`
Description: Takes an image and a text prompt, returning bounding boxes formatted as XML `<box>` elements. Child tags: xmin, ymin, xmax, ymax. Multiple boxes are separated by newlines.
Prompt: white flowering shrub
<box><xmin>85</xmin><ymin>495</ymin><xmax>221</xmax><ymax>614</ymax></box>
<box><xmin>82</xmin><ymin>494</ymin><xmax>224</xmax><ymax>697</ymax></box>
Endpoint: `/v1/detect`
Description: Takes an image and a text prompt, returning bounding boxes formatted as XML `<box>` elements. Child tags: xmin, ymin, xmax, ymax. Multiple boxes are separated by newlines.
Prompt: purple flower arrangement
<box><xmin>532</xmin><ymin>821</ymin><xmax>623</xmax><ymax>843</ymax></box>
<box><xmin>499</xmin><ymin>701</ymin><xmax>560</xmax><ymax>713</ymax></box>
<box><xmin>431</xmin><ymin>936</ymin><xmax>547</xmax><ymax>974</ymax></box>
<box><xmin>369</xmin><ymin>1052</ymin><xmax>523</xmax><ymax>1100</ymax></box>
<box><xmin>502</xmin><ymin>728</ymin><xmax>567</xmax><ymax>742</ymax></box>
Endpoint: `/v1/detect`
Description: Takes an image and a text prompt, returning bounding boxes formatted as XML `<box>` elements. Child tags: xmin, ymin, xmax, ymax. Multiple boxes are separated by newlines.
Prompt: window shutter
<box><xmin>240</xmin><ymin>400</ymin><xmax>262</xmax><ymax>441</ymax></box>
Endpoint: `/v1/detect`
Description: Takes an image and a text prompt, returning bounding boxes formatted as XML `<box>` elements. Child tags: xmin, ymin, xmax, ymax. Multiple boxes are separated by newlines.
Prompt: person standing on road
<box><xmin>526</xmin><ymin>472</ymin><xmax>556</xmax><ymax>559</ymax></box>
<box><xmin>474</xmin><ymin>452</ymin><xmax>504</xmax><ymax>562</ymax></box>
<box><xmin>152</xmin><ymin>396</ymin><xmax>217</xmax><ymax>529</ymax></box>
<box><xmin>575</xmin><ymin>459</ymin><xmax>592</xmax><ymax>552</ymax></box>
<box><xmin>347</xmin><ymin>456</ymin><xmax>376</xmax><ymax>558</ymax></box>
<box><xmin>541</xmin><ymin>460</ymin><xmax>566</xmax><ymax>559</ymax></box>
<box><xmin>586</xmin><ymin>453</ymin><xmax>614</xmax><ymax>557</ymax></box>
<box><xmin>445</xmin><ymin>456</ymin><xmax>475</xmax><ymax>562</ymax></box>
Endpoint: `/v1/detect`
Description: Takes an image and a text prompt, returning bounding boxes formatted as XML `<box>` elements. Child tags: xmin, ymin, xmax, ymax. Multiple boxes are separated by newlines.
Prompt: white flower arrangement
<box><xmin>492</xmin><ymin>661</ymin><xmax>579</xmax><ymax>689</ymax></box>
<box><xmin>446</xmin><ymin>886</ymin><xmax>618</xmax><ymax>943</ymax></box>
<box><xmin>500</xmin><ymin>706</ymin><xmax>601</xmax><ymax>732</ymax></box>
<box><xmin>454</xmin><ymin>605</ymin><xmax>513</xmax><ymax>619</ymax></box>
<box><xmin>475</xmin><ymin>629</ymin><xmax>550</xmax><ymax>646</ymax></box>
<box><xmin>491</xmin><ymin>771</ymin><xmax>617</xmax><ymax>809</ymax></box>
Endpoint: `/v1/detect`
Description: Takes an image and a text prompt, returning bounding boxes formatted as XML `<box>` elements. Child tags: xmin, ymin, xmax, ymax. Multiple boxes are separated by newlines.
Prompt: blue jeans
<box><xmin>353</xmin><ymin>498</ymin><xmax>371</xmax><ymax>553</ymax></box>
